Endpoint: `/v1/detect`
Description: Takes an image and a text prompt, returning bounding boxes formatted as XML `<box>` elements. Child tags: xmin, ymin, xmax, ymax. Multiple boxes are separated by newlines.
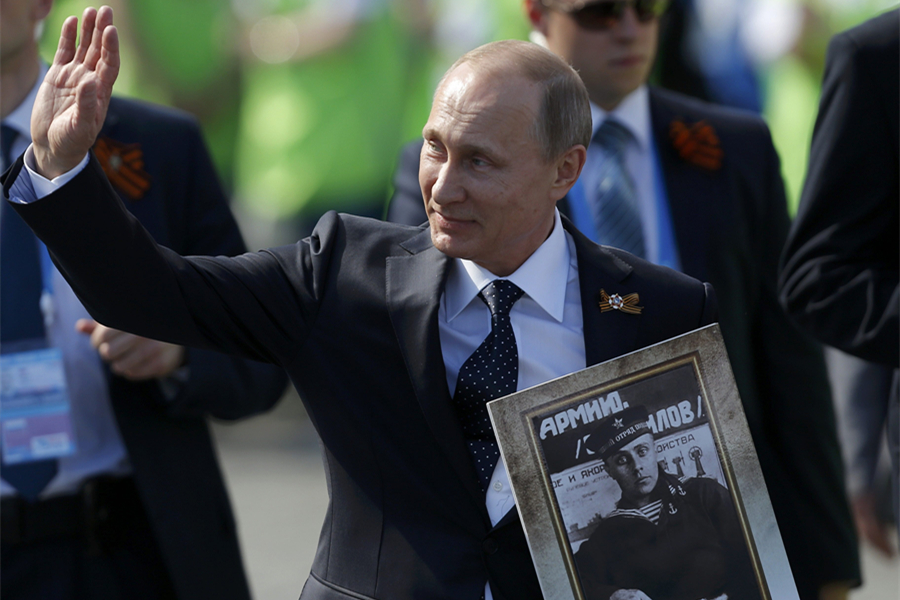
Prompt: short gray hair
<box><xmin>440</xmin><ymin>39</ymin><xmax>592</xmax><ymax>161</ymax></box>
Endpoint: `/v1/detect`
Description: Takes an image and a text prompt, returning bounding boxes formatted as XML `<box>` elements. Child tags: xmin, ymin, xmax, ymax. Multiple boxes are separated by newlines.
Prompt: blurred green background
<box><xmin>39</xmin><ymin>0</ymin><xmax>896</xmax><ymax>244</ymax></box>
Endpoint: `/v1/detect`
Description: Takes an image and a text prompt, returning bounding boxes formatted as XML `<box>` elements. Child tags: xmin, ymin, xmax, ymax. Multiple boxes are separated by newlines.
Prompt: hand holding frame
<box><xmin>31</xmin><ymin>6</ymin><xmax>119</xmax><ymax>179</ymax></box>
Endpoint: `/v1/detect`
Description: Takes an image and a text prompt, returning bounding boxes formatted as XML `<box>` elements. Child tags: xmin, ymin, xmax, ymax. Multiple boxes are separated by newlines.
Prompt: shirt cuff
<box><xmin>7</xmin><ymin>145</ymin><xmax>89</xmax><ymax>204</ymax></box>
<box><xmin>158</xmin><ymin>365</ymin><xmax>191</xmax><ymax>402</ymax></box>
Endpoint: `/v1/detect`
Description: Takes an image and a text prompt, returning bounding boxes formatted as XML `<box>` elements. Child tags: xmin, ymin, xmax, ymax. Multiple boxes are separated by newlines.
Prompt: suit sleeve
<box><xmin>385</xmin><ymin>140</ymin><xmax>428</xmax><ymax>226</ymax></box>
<box><xmin>7</xmin><ymin>151</ymin><xmax>309</xmax><ymax>413</ymax></box>
<box><xmin>155</xmin><ymin>117</ymin><xmax>288</xmax><ymax>420</ymax></box>
<box><xmin>779</xmin><ymin>23</ymin><xmax>900</xmax><ymax>368</ymax></box>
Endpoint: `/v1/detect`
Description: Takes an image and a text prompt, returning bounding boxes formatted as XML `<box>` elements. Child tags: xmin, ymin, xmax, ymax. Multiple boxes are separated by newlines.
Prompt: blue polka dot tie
<box><xmin>453</xmin><ymin>280</ymin><xmax>524</xmax><ymax>492</ymax></box>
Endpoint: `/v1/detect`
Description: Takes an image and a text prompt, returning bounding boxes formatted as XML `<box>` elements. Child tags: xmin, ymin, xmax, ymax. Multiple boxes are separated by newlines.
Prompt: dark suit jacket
<box><xmin>10</xmin><ymin>153</ymin><xmax>717</xmax><ymax>599</ymax></box>
<box><xmin>50</xmin><ymin>98</ymin><xmax>287</xmax><ymax>600</ymax></box>
<box><xmin>779</xmin><ymin>8</ymin><xmax>900</xmax><ymax>539</ymax></box>
<box><xmin>387</xmin><ymin>86</ymin><xmax>859</xmax><ymax>598</ymax></box>
<box><xmin>779</xmin><ymin>9</ymin><xmax>899</xmax><ymax>368</ymax></box>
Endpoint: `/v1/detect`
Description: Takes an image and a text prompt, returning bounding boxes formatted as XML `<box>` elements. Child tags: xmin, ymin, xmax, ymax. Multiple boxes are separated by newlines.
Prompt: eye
<box><xmin>635</xmin><ymin>445</ymin><xmax>649</xmax><ymax>457</ymax></box>
<box><xmin>471</xmin><ymin>156</ymin><xmax>488</xmax><ymax>167</ymax></box>
<box><xmin>613</xmin><ymin>454</ymin><xmax>628</xmax><ymax>466</ymax></box>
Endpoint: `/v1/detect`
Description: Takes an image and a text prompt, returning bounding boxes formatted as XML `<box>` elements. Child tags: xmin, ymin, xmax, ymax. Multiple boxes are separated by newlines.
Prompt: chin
<box><xmin>640</xmin><ymin>481</ymin><xmax>657</xmax><ymax>495</ymax></box>
<box><xmin>430</xmin><ymin>230</ymin><xmax>462</xmax><ymax>258</ymax></box>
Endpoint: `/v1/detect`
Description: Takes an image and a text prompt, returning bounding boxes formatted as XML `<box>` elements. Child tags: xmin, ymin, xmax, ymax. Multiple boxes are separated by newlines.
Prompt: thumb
<box><xmin>75</xmin><ymin>318</ymin><xmax>98</xmax><ymax>334</ymax></box>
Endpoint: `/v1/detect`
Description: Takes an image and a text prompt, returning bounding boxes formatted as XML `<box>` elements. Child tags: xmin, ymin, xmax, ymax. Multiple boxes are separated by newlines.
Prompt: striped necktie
<box><xmin>593</xmin><ymin>119</ymin><xmax>645</xmax><ymax>258</ymax></box>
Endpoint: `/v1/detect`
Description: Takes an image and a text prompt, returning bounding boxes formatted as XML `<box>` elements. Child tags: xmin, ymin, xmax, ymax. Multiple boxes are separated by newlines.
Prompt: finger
<box><xmin>866</xmin><ymin>523</ymin><xmax>895</xmax><ymax>556</ymax></box>
<box><xmin>112</xmin><ymin>341</ymin><xmax>180</xmax><ymax>380</ymax></box>
<box><xmin>54</xmin><ymin>16</ymin><xmax>79</xmax><ymax>66</ymax></box>
<box><xmin>97</xmin><ymin>25</ymin><xmax>120</xmax><ymax>87</ymax></box>
<box><xmin>75</xmin><ymin>318</ymin><xmax>98</xmax><ymax>335</ymax></box>
<box><xmin>75</xmin><ymin>78</ymin><xmax>99</xmax><ymax>124</ymax></box>
<box><xmin>84</xmin><ymin>6</ymin><xmax>112</xmax><ymax>71</ymax></box>
<box><xmin>97</xmin><ymin>330</ymin><xmax>138</xmax><ymax>362</ymax></box>
<box><xmin>109</xmin><ymin>343</ymin><xmax>153</xmax><ymax>376</ymax></box>
<box><xmin>74</xmin><ymin>7</ymin><xmax>97</xmax><ymax>64</ymax></box>
<box><xmin>88</xmin><ymin>322</ymin><xmax>120</xmax><ymax>351</ymax></box>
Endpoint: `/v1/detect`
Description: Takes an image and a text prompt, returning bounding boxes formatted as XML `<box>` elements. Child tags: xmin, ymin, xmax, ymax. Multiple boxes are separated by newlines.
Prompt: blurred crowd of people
<box><xmin>38</xmin><ymin>0</ymin><xmax>893</xmax><ymax>228</ymax></box>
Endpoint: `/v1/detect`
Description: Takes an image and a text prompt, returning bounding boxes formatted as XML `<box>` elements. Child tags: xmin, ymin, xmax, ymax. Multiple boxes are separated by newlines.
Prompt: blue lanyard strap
<box><xmin>39</xmin><ymin>241</ymin><xmax>54</xmax><ymax>296</ymax></box>
<box><xmin>566</xmin><ymin>177</ymin><xmax>599</xmax><ymax>243</ymax></box>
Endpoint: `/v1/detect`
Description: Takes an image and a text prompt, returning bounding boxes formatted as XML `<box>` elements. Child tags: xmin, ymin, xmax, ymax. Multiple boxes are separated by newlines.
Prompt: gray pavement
<box><xmin>212</xmin><ymin>390</ymin><xmax>327</xmax><ymax>600</ymax></box>
<box><xmin>212</xmin><ymin>390</ymin><xmax>900</xmax><ymax>600</ymax></box>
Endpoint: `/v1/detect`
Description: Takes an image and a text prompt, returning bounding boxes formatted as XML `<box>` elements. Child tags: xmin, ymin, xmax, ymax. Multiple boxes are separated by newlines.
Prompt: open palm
<box><xmin>31</xmin><ymin>6</ymin><xmax>119</xmax><ymax>179</ymax></box>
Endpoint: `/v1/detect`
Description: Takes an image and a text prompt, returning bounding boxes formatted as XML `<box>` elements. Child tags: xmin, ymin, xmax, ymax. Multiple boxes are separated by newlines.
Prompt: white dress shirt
<box><xmin>439</xmin><ymin>210</ymin><xmax>586</xmax><ymax>600</ymax></box>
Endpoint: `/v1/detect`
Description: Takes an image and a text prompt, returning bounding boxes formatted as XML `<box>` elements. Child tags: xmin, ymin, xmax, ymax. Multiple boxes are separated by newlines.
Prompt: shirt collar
<box><xmin>590</xmin><ymin>84</ymin><xmax>651</xmax><ymax>151</ymax></box>
<box><xmin>4</xmin><ymin>63</ymin><xmax>47</xmax><ymax>139</ymax></box>
<box><xmin>444</xmin><ymin>209</ymin><xmax>571</xmax><ymax>323</ymax></box>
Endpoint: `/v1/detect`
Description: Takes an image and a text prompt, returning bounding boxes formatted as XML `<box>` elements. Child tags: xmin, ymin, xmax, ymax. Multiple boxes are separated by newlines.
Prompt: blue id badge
<box><xmin>1</xmin><ymin>346</ymin><xmax>77</xmax><ymax>463</ymax></box>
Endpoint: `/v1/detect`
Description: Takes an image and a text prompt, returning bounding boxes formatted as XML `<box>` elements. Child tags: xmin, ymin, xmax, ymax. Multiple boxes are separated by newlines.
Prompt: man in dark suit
<box><xmin>0</xmin><ymin>2</ymin><xmax>287</xmax><ymax>598</ymax></box>
<box><xmin>386</xmin><ymin>2</ymin><xmax>859</xmax><ymax>599</ymax></box>
<box><xmin>8</xmin><ymin>9</ymin><xmax>717</xmax><ymax>599</ymax></box>
<box><xmin>780</xmin><ymin>9</ymin><xmax>899</xmax><ymax>537</ymax></box>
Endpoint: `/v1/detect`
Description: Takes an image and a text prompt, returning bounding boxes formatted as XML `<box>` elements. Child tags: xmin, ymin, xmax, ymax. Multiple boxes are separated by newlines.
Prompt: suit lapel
<box><xmin>386</xmin><ymin>230</ymin><xmax>487</xmax><ymax>515</ymax></box>
<box><xmin>564</xmin><ymin>218</ymin><xmax>642</xmax><ymax>367</ymax></box>
<box><xmin>650</xmin><ymin>88</ymin><xmax>727</xmax><ymax>283</ymax></box>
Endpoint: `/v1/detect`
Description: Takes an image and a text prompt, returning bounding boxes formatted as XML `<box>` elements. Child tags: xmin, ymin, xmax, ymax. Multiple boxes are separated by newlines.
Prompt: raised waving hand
<box><xmin>31</xmin><ymin>6</ymin><xmax>119</xmax><ymax>179</ymax></box>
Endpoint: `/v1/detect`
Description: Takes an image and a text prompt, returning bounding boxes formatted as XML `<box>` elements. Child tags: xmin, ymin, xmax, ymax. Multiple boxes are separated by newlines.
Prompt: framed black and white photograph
<box><xmin>488</xmin><ymin>324</ymin><xmax>798</xmax><ymax>600</ymax></box>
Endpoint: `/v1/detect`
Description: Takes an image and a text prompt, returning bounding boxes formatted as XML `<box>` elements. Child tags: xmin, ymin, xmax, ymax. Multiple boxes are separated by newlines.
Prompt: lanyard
<box><xmin>650</xmin><ymin>141</ymin><xmax>680</xmax><ymax>272</ymax></box>
<box><xmin>39</xmin><ymin>242</ymin><xmax>54</xmax><ymax>296</ymax></box>
<box><xmin>566</xmin><ymin>177</ymin><xmax>600</xmax><ymax>243</ymax></box>
<box><xmin>38</xmin><ymin>241</ymin><xmax>56</xmax><ymax>326</ymax></box>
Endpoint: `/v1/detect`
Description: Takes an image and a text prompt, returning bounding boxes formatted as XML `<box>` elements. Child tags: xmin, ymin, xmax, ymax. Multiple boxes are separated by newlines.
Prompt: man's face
<box><xmin>420</xmin><ymin>64</ymin><xmax>564</xmax><ymax>277</ymax></box>
<box><xmin>531</xmin><ymin>1</ymin><xmax>659</xmax><ymax>110</ymax></box>
<box><xmin>606</xmin><ymin>432</ymin><xmax>659</xmax><ymax>505</ymax></box>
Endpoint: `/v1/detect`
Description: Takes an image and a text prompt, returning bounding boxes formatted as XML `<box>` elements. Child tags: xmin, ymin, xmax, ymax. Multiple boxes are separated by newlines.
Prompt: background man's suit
<box><xmin>388</xmin><ymin>86</ymin><xmax>859</xmax><ymax>597</ymax></box>
<box><xmin>2</xmin><ymin>97</ymin><xmax>287</xmax><ymax>600</ymax></box>
<box><xmin>780</xmin><ymin>9</ymin><xmax>899</xmax><ymax>532</ymax></box>
<box><xmin>9</xmin><ymin>150</ymin><xmax>717</xmax><ymax>599</ymax></box>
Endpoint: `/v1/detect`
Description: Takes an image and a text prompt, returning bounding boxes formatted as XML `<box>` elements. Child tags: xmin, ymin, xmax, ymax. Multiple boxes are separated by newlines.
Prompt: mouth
<box><xmin>610</xmin><ymin>55</ymin><xmax>646</xmax><ymax>68</ymax></box>
<box><xmin>430</xmin><ymin>210</ymin><xmax>474</xmax><ymax>230</ymax></box>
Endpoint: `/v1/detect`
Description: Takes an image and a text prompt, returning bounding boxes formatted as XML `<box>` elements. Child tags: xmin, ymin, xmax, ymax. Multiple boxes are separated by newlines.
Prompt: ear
<box><xmin>524</xmin><ymin>0</ymin><xmax>549</xmax><ymax>35</ymax></box>
<box><xmin>33</xmin><ymin>0</ymin><xmax>54</xmax><ymax>23</ymax></box>
<box><xmin>550</xmin><ymin>144</ymin><xmax>586</xmax><ymax>202</ymax></box>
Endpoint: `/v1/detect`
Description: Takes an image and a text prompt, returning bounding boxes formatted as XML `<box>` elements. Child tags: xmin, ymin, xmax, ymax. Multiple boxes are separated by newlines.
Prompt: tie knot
<box><xmin>1</xmin><ymin>123</ymin><xmax>18</xmax><ymax>169</ymax></box>
<box><xmin>479</xmin><ymin>280</ymin><xmax>523</xmax><ymax>317</ymax></box>
<box><xmin>594</xmin><ymin>119</ymin><xmax>632</xmax><ymax>153</ymax></box>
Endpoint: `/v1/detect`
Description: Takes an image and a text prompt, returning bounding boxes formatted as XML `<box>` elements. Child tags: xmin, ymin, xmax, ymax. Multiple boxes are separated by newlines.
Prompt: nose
<box><xmin>429</xmin><ymin>160</ymin><xmax>465</xmax><ymax>206</ymax></box>
<box><xmin>612</xmin><ymin>6</ymin><xmax>640</xmax><ymax>40</ymax></box>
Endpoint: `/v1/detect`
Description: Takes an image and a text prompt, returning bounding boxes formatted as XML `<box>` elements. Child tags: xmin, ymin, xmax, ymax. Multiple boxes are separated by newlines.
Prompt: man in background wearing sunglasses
<box><xmin>387</xmin><ymin>2</ymin><xmax>859</xmax><ymax>599</ymax></box>
<box><xmin>524</xmin><ymin>2</ymin><xmax>859</xmax><ymax>600</ymax></box>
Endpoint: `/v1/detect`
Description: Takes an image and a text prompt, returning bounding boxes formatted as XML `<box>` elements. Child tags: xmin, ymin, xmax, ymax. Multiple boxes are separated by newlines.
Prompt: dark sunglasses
<box><xmin>544</xmin><ymin>0</ymin><xmax>670</xmax><ymax>30</ymax></box>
